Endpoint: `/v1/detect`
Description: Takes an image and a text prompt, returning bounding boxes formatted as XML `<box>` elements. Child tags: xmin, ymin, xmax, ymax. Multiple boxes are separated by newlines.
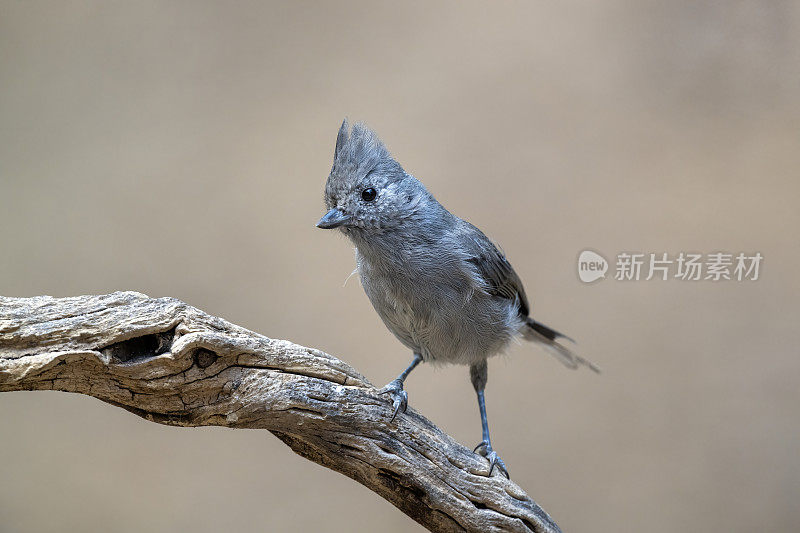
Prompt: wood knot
<box><xmin>194</xmin><ymin>348</ymin><xmax>218</xmax><ymax>369</ymax></box>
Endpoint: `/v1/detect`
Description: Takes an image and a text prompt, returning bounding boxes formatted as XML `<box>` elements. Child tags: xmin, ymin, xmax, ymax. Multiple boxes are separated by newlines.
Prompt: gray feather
<box><xmin>459</xmin><ymin>221</ymin><xmax>531</xmax><ymax>317</ymax></box>
<box><xmin>321</xmin><ymin>120</ymin><xmax>597</xmax><ymax>372</ymax></box>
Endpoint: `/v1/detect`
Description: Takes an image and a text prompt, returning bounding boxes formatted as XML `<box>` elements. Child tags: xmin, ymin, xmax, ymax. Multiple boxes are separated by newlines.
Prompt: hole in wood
<box><xmin>100</xmin><ymin>328</ymin><xmax>175</xmax><ymax>364</ymax></box>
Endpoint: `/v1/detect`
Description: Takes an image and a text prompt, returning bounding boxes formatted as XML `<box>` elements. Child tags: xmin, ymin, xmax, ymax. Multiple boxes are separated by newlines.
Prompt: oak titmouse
<box><xmin>317</xmin><ymin>120</ymin><xmax>597</xmax><ymax>476</ymax></box>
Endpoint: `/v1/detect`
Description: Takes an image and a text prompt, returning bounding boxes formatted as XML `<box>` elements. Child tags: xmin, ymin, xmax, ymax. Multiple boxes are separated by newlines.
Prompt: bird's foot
<box><xmin>473</xmin><ymin>440</ymin><xmax>509</xmax><ymax>478</ymax></box>
<box><xmin>378</xmin><ymin>379</ymin><xmax>408</xmax><ymax>423</ymax></box>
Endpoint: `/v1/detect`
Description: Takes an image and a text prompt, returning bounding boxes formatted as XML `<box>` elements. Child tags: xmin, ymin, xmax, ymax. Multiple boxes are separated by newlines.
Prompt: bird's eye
<box><xmin>361</xmin><ymin>188</ymin><xmax>377</xmax><ymax>202</ymax></box>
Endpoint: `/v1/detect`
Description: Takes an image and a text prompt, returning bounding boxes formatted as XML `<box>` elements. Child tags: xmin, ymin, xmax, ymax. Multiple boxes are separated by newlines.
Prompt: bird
<box><xmin>316</xmin><ymin>120</ymin><xmax>598</xmax><ymax>477</ymax></box>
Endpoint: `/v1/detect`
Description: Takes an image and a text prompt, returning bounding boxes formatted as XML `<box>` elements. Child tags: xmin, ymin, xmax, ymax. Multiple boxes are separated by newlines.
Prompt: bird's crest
<box><xmin>331</xmin><ymin>119</ymin><xmax>392</xmax><ymax>179</ymax></box>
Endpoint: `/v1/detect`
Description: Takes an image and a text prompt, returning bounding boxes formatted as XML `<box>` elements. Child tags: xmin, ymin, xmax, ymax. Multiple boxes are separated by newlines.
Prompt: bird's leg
<box><xmin>470</xmin><ymin>360</ymin><xmax>509</xmax><ymax>478</ymax></box>
<box><xmin>379</xmin><ymin>352</ymin><xmax>422</xmax><ymax>423</ymax></box>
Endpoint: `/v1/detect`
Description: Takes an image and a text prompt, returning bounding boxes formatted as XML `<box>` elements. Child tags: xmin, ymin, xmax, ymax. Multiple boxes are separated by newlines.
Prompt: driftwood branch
<box><xmin>0</xmin><ymin>292</ymin><xmax>561</xmax><ymax>533</ymax></box>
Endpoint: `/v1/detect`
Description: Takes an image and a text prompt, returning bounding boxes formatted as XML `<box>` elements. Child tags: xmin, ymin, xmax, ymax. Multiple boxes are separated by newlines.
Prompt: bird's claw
<box><xmin>378</xmin><ymin>379</ymin><xmax>408</xmax><ymax>423</ymax></box>
<box><xmin>473</xmin><ymin>440</ymin><xmax>509</xmax><ymax>478</ymax></box>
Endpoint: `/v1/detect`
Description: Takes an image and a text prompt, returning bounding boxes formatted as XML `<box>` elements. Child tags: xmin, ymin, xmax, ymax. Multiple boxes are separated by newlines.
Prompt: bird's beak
<box><xmin>316</xmin><ymin>208</ymin><xmax>351</xmax><ymax>229</ymax></box>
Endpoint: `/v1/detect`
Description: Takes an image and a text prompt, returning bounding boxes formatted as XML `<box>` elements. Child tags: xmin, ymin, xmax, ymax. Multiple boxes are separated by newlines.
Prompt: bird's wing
<box><xmin>459</xmin><ymin>221</ymin><xmax>530</xmax><ymax>317</ymax></box>
<box><xmin>458</xmin><ymin>221</ymin><xmax>597</xmax><ymax>371</ymax></box>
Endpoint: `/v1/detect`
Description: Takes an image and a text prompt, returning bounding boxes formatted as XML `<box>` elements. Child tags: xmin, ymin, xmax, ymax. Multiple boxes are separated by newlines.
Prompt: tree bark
<box><xmin>0</xmin><ymin>292</ymin><xmax>561</xmax><ymax>533</ymax></box>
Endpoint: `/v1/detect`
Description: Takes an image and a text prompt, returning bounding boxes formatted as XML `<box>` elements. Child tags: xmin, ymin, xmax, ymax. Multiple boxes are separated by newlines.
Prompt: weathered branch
<box><xmin>0</xmin><ymin>292</ymin><xmax>561</xmax><ymax>533</ymax></box>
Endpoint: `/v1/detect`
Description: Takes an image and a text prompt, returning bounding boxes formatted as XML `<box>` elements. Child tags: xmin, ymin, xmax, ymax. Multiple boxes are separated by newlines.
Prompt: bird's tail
<box><xmin>522</xmin><ymin>318</ymin><xmax>600</xmax><ymax>373</ymax></box>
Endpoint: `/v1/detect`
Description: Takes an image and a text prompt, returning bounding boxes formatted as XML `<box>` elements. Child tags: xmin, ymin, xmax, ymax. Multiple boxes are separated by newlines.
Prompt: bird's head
<box><xmin>317</xmin><ymin>120</ymin><xmax>428</xmax><ymax>236</ymax></box>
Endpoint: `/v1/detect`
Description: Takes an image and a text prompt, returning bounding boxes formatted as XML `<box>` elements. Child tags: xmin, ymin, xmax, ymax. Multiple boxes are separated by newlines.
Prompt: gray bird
<box><xmin>317</xmin><ymin>120</ymin><xmax>598</xmax><ymax>477</ymax></box>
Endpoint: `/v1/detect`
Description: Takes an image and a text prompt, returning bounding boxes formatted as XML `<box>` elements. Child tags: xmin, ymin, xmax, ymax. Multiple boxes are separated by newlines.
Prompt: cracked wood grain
<box><xmin>0</xmin><ymin>292</ymin><xmax>561</xmax><ymax>533</ymax></box>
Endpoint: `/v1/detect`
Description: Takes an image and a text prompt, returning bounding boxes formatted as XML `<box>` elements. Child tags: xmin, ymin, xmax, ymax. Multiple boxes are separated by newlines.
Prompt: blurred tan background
<box><xmin>1</xmin><ymin>2</ymin><xmax>798</xmax><ymax>532</ymax></box>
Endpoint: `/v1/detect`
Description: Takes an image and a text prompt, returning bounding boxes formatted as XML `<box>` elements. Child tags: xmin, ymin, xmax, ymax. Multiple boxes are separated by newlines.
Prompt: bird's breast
<box><xmin>355</xmin><ymin>246</ymin><xmax>514</xmax><ymax>364</ymax></box>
